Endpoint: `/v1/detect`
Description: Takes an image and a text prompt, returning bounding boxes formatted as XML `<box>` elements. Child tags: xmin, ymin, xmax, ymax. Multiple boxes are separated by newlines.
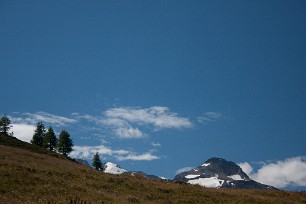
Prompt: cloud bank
<box><xmin>239</xmin><ymin>156</ymin><xmax>306</xmax><ymax>188</ymax></box>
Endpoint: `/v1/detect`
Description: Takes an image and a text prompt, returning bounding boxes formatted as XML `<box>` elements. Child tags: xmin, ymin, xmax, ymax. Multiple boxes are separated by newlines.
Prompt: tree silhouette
<box><xmin>92</xmin><ymin>152</ymin><xmax>103</xmax><ymax>170</ymax></box>
<box><xmin>0</xmin><ymin>114</ymin><xmax>12</xmax><ymax>135</ymax></box>
<box><xmin>31</xmin><ymin>122</ymin><xmax>46</xmax><ymax>146</ymax></box>
<box><xmin>57</xmin><ymin>130</ymin><xmax>73</xmax><ymax>156</ymax></box>
<box><xmin>43</xmin><ymin>127</ymin><xmax>57</xmax><ymax>151</ymax></box>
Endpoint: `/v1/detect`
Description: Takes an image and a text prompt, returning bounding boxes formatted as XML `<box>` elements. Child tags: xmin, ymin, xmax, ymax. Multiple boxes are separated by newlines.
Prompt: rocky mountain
<box><xmin>174</xmin><ymin>157</ymin><xmax>276</xmax><ymax>189</ymax></box>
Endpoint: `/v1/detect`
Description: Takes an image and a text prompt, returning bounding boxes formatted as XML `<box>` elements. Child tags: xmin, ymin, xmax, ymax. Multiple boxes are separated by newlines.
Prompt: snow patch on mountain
<box><xmin>185</xmin><ymin>174</ymin><xmax>200</xmax><ymax>179</ymax></box>
<box><xmin>228</xmin><ymin>174</ymin><xmax>244</xmax><ymax>180</ymax></box>
<box><xmin>104</xmin><ymin>162</ymin><xmax>127</xmax><ymax>175</ymax></box>
<box><xmin>188</xmin><ymin>177</ymin><xmax>224</xmax><ymax>188</ymax></box>
<box><xmin>201</xmin><ymin>163</ymin><xmax>210</xmax><ymax>167</ymax></box>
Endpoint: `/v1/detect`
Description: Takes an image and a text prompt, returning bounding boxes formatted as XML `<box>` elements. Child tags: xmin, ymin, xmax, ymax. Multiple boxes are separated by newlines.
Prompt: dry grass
<box><xmin>1</xmin><ymin>134</ymin><xmax>306</xmax><ymax>203</ymax></box>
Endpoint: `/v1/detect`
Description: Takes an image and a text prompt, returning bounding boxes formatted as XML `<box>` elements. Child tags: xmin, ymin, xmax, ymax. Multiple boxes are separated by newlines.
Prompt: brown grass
<box><xmin>0</xmin><ymin>134</ymin><xmax>306</xmax><ymax>203</ymax></box>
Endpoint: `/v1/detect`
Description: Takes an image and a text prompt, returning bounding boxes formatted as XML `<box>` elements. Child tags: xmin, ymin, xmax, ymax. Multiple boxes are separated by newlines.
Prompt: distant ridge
<box><xmin>124</xmin><ymin>171</ymin><xmax>168</xmax><ymax>180</ymax></box>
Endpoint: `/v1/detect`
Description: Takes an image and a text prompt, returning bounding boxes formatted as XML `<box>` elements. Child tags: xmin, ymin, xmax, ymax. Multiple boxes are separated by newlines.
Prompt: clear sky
<box><xmin>1</xmin><ymin>0</ymin><xmax>306</xmax><ymax>190</ymax></box>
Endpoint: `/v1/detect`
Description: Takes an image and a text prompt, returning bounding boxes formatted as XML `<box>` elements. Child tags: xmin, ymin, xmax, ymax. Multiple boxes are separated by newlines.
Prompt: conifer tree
<box><xmin>0</xmin><ymin>114</ymin><xmax>12</xmax><ymax>135</ymax></box>
<box><xmin>92</xmin><ymin>152</ymin><xmax>103</xmax><ymax>170</ymax></box>
<box><xmin>43</xmin><ymin>127</ymin><xmax>57</xmax><ymax>151</ymax></box>
<box><xmin>57</xmin><ymin>130</ymin><xmax>73</xmax><ymax>156</ymax></box>
<box><xmin>31</xmin><ymin>122</ymin><xmax>46</xmax><ymax>146</ymax></box>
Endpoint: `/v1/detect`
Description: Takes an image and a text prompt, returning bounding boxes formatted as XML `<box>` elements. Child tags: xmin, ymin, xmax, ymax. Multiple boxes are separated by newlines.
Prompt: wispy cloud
<box><xmin>116</xmin><ymin>152</ymin><xmax>159</xmax><ymax>161</ymax></box>
<box><xmin>114</xmin><ymin>127</ymin><xmax>145</xmax><ymax>139</ymax></box>
<box><xmin>239</xmin><ymin>156</ymin><xmax>306</xmax><ymax>188</ymax></box>
<box><xmin>105</xmin><ymin>106</ymin><xmax>192</xmax><ymax>129</ymax></box>
<box><xmin>70</xmin><ymin>145</ymin><xmax>159</xmax><ymax>161</ymax></box>
<box><xmin>151</xmin><ymin>142</ymin><xmax>161</xmax><ymax>147</ymax></box>
<box><xmin>76</xmin><ymin>106</ymin><xmax>192</xmax><ymax>139</ymax></box>
<box><xmin>11</xmin><ymin>112</ymin><xmax>77</xmax><ymax>126</ymax></box>
<box><xmin>197</xmin><ymin>112</ymin><xmax>222</xmax><ymax>124</ymax></box>
<box><xmin>176</xmin><ymin>167</ymin><xmax>194</xmax><ymax>175</ymax></box>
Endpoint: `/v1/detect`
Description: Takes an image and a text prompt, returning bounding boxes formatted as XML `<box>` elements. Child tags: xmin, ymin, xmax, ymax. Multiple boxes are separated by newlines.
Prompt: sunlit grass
<box><xmin>1</xmin><ymin>133</ymin><xmax>306</xmax><ymax>203</ymax></box>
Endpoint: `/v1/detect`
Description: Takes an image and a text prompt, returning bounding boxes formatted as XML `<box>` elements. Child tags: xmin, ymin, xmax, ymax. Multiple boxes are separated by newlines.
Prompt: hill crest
<box><xmin>1</xmin><ymin>133</ymin><xmax>305</xmax><ymax>203</ymax></box>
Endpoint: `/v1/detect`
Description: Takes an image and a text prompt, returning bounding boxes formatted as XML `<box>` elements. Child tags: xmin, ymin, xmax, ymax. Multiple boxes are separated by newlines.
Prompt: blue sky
<box><xmin>1</xmin><ymin>0</ymin><xmax>306</xmax><ymax>189</ymax></box>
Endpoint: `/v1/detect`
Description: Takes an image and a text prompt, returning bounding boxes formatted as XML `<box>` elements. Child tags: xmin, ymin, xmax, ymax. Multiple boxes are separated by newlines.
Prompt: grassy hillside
<box><xmin>1</xmin><ymin>133</ymin><xmax>306</xmax><ymax>204</ymax></box>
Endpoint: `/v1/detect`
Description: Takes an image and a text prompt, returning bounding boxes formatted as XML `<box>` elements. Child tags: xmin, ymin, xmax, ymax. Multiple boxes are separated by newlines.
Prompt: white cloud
<box><xmin>79</xmin><ymin>136</ymin><xmax>91</xmax><ymax>140</ymax></box>
<box><xmin>102</xmin><ymin>117</ymin><xmax>127</xmax><ymax>127</ymax></box>
<box><xmin>238</xmin><ymin>162</ymin><xmax>254</xmax><ymax>176</ymax></box>
<box><xmin>77</xmin><ymin>106</ymin><xmax>192</xmax><ymax>139</ymax></box>
<box><xmin>11</xmin><ymin>112</ymin><xmax>77</xmax><ymax>127</ymax></box>
<box><xmin>151</xmin><ymin>142</ymin><xmax>161</xmax><ymax>147</ymax></box>
<box><xmin>70</xmin><ymin>145</ymin><xmax>159</xmax><ymax>161</ymax></box>
<box><xmin>70</xmin><ymin>145</ymin><xmax>129</xmax><ymax>159</ymax></box>
<box><xmin>176</xmin><ymin>167</ymin><xmax>194</xmax><ymax>175</ymax></box>
<box><xmin>116</xmin><ymin>152</ymin><xmax>159</xmax><ymax>161</ymax></box>
<box><xmin>114</xmin><ymin>127</ymin><xmax>145</xmax><ymax>139</ymax></box>
<box><xmin>11</xmin><ymin>123</ymin><xmax>36</xmax><ymax>143</ymax></box>
<box><xmin>105</xmin><ymin>106</ymin><xmax>193</xmax><ymax>129</ymax></box>
<box><xmin>9</xmin><ymin>112</ymin><xmax>77</xmax><ymax>142</ymax></box>
<box><xmin>197</xmin><ymin>112</ymin><xmax>222</xmax><ymax>124</ymax></box>
<box><xmin>239</xmin><ymin>157</ymin><xmax>306</xmax><ymax>188</ymax></box>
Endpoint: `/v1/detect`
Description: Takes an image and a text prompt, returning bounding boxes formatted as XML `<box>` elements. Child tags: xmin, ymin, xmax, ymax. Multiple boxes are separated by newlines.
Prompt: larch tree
<box><xmin>31</xmin><ymin>122</ymin><xmax>46</xmax><ymax>146</ymax></box>
<box><xmin>43</xmin><ymin>127</ymin><xmax>57</xmax><ymax>151</ymax></box>
<box><xmin>92</xmin><ymin>152</ymin><xmax>103</xmax><ymax>170</ymax></box>
<box><xmin>57</xmin><ymin>130</ymin><xmax>73</xmax><ymax>156</ymax></box>
<box><xmin>0</xmin><ymin>114</ymin><xmax>12</xmax><ymax>135</ymax></box>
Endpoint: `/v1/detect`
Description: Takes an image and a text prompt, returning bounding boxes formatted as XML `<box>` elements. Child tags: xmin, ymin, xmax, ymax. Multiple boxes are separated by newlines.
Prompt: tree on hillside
<box><xmin>31</xmin><ymin>122</ymin><xmax>46</xmax><ymax>146</ymax></box>
<box><xmin>43</xmin><ymin>127</ymin><xmax>57</xmax><ymax>151</ymax></box>
<box><xmin>57</xmin><ymin>130</ymin><xmax>73</xmax><ymax>156</ymax></box>
<box><xmin>92</xmin><ymin>152</ymin><xmax>103</xmax><ymax>170</ymax></box>
<box><xmin>0</xmin><ymin>114</ymin><xmax>12</xmax><ymax>135</ymax></box>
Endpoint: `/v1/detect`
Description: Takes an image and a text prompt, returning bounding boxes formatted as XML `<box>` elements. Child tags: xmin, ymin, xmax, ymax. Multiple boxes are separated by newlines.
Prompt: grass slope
<box><xmin>1</xmin><ymin>133</ymin><xmax>306</xmax><ymax>204</ymax></box>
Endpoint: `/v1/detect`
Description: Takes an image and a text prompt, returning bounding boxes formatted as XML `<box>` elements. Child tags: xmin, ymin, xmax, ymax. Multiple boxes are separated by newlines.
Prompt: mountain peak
<box><xmin>174</xmin><ymin>157</ymin><xmax>275</xmax><ymax>189</ymax></box>
<box><xmin>199</xmin><ymin>157</ymin><xmax>250</xmax><ymax>181</ymax></box>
